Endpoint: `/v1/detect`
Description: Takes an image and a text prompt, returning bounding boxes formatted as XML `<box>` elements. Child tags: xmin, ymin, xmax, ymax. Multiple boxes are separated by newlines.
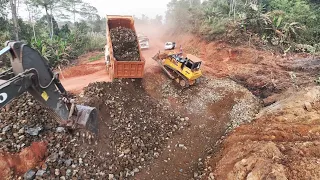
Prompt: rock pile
<box><xmin>0</xmin><ymin>79</ymin><xmax>186</xmax><ymax>179</ymax></box>
<box><xmin>78</xmin><ymin>79</ymin><xmax>187</xmax><ymax>179</ymax></box>
<box><xmin>110</xmin><ymin>27</ymin><xmax>140</xmax><ymax>61</ymax></box>
<box><xmin>0</xmin><ymin>93</ymin><xmax>55</xmax><ymax>153</ymax></box>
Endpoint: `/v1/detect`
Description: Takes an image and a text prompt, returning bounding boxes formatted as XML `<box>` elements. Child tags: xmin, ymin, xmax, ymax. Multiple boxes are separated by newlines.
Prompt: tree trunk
<box><xmin>10</xmin><ymin>0</ymin><xmax>19</xmax><ymax>40</ymax></box>
<box><xmin>50</xmin><ymin>7</ymin><xmax>54</xmax><ymax>39</ymax></box>
<box><xmin>73</xmin><ymin>2</ymin><xmax>76</xmax><ymax>23</ymax></box>
<box><xmin>26</xmin><ymin>3</ymin><xmax>36</xmax><ymax>41</ymax></box>
<box><xmin>44</xmin><ymin>6</ymin><xmax>52</xmax><ymax>38</ymax></box>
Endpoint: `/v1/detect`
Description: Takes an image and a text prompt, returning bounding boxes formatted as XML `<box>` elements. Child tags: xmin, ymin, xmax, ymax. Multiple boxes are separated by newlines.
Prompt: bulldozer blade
<box><xmin>75</xmin><ymin>105</ymin><xmax>98</xmax><ymax>134</ymax></box>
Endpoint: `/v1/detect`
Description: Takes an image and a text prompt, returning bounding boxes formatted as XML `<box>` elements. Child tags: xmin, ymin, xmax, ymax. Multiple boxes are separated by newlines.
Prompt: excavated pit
<box><xmin>0</xmin><ymin>75</ymin><xmax>262</xmax><ymax>179</ymax></box>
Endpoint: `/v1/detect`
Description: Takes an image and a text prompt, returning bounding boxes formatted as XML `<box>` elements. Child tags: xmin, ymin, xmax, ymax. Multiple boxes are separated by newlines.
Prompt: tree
<box><xmin>91</xmin><ymin>15</ymin><xmax>103</xmax><ymax>32</ymax></box>
<box><xmin>74</xmin><ymin>21</ymin><xmax>90</xmax><ymax>34</ymax></box>
<box><xmin>36</xmin><ymin>14</ymin><xmax>60</xmax><ymax>36</ymax></box>
<box><xmin>79</xmin><ymin>2</ymin><xmax>98</xmax><ymax>20</ymax></box>
<box><xmin>10</xmin><ymin>0</ymin><xmax>19</xmax><ymax>40</ymax></box>
<box><xmin>60</xmin><ymin>0</ymin><xmax>84</xmax><ymax>23</ymax></box>
<box><xmin>0</xmin><ymin>0</ymin><xmax>9</xmax><ymax>17</ymax></box>
<box><xmin>25</xmin><ymin>1</ymin><xmax>41</xmax><ymax>40</ymax></box>
<box><xmin>29</xmin><ymin>0</ymin><xmax>60</xmax><ymax>39</ymax></box>
<box><xmin>79</xmin><ymin>3</ymin><xmax>98</xmax><ymax>31</ymax></box>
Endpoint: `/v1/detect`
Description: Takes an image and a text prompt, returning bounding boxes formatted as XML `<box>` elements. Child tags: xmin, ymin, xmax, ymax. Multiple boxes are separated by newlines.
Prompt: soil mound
<box><xmin>207</xmin><ymin>86</ymin><xmax>320</xmax><ymax>180</ymax></box>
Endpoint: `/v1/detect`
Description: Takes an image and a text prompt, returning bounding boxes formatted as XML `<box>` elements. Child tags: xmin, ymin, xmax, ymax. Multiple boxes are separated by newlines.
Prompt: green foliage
<box><xmin>0</xmin><ymin>1</ymin><xmax>105</xmax><ymax>69</ymax></box>
<box><xmin>0</xmin><ymin>0</ymin><xmax>9</xmax><ymax>17</ymax></box>
<box><xmin>166</xmin><ymin>0</ymin><xmax>320</xmax><ymax>52</ymax></box>
<box><xmin>29</xmin><ymin>22</ymin><xmax>105</xmax><ymax>67</ymax></box>
<box><xmin>36</xmin><ymin>15</ymin><xmax>60</xmax><ymax>36</ymax></box>
<box><xmin>84</xmin><ymin>32</ymin><xmax>105</xmax><ymax>52</ymax></box>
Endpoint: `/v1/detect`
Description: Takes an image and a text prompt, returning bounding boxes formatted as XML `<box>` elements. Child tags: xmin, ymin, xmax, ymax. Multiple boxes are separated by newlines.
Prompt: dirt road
<box><xmin>59</xmin><ymin>28</ymin><xmax>164</xmax><ymax>93</ymax></box>
<box><xmin>59</xmin><ymin>55</ymin><xmax>111</xmax><ymax>93</ymax></box>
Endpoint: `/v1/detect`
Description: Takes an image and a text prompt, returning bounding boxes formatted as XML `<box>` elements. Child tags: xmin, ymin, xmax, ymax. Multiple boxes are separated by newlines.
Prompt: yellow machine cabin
<box><xmin>153</xmin><ymin>52</ymin><xmax>202</xmax><ymax>87</ymax></box>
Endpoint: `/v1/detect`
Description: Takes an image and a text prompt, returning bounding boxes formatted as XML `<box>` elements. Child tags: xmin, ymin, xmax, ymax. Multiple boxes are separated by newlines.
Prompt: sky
<box><xmin>83</xmin><ymin>0</ymin><xmax>172</xmax><ymax>19</ymax></box>
<box><xmin>16</xmin><ymin>0</ymin><xmax>172</xmax><ymax>21</ymax></box>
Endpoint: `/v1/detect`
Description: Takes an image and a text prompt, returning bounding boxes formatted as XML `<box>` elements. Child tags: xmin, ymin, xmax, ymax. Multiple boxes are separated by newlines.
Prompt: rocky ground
<box><xmin>0</xmin><ymin>73</ymin><xmax>262</xmax><ymax>180</ymax></box>
<box><xmin>136</xmin><ymin>72</ymin><xmax>261</xmax><ymax>179</ymax></box>
<box><xmin>0</xmin><ymin>79</ymin><xmax>189</xmax><ymax>179</ymax></box>
<box><xmin>205</xmin><ymin>86</ymin><xmax>320</xmax><ymax>180</ymax></box>
<box><xmin>2</xmin><ymin>28</ymin><xmax>320</xmax><ymax>180</ymax></box>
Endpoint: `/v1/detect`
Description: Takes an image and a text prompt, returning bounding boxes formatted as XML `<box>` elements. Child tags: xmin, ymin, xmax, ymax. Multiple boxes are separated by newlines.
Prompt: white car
<box><xmin>139</xmin><ymin>38</ymin><xmax>149</xmax><ymax>49</ymax></box>
<box><xmin>138</xmin><ymin>33</ymin><xmax>149</xmax><ymax>49</ymax></box>
<box><xmin>164</xmin><ymin>42</ymin><xmax>176</xmax><ymax>50</ymax></box>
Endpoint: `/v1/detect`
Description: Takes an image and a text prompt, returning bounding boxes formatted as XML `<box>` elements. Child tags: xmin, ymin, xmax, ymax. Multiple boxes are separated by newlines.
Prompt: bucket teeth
<box><xmin>74</xmin><ymin>105</ymin><xmax>99</xmax><ymax>134</ymax></box>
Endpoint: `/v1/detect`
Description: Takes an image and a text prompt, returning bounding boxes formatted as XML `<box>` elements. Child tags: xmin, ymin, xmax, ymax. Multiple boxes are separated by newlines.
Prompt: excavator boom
<box><xmin>0</xmin><ymin>41</ymin><xmax>98</xmax><ymax>134</ymax></box>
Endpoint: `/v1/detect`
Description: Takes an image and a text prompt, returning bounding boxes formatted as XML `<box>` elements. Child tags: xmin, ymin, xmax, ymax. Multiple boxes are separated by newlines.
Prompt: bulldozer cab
<box><xmin>184</xmin><ymin>58</ymin><xmax>202</xmax><ymax>71</ymax></box>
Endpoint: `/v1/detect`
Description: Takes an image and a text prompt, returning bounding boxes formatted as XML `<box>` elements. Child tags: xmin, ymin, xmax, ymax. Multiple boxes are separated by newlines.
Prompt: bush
<box><xmin>166</xmin><ymin>0</ymin><xmax>320</xmax><ymax>52</ymax></box>
<box><xmin>30</xmin><ymin>31</ymin><xmax>105</xmax><ymax>67</ymax></box>
<box><xmin>84</xmin><ymin>32</ymin><xmax>105</xmax><ymax>52</ymax></box>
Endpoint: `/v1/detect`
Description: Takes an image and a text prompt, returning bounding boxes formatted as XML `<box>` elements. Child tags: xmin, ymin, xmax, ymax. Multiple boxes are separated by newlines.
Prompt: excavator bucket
<box><xmin>75</xmin><ymin>105</ymin><xmax>99</xmax><ymax>134</ymax></box>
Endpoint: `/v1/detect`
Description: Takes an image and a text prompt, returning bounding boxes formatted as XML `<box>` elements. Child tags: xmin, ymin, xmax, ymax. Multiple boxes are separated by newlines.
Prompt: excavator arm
<box><xmin>0</xmin><ymin>41</ymin><xmax>98</xmax><ymax>134</ymax></box>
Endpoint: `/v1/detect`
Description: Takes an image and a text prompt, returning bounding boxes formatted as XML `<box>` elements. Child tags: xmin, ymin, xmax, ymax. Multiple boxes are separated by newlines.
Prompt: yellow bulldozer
<box><xmin>152</xmin><ymin>52</ymin><xmax>202</xmax><ymax>88</ymax></box>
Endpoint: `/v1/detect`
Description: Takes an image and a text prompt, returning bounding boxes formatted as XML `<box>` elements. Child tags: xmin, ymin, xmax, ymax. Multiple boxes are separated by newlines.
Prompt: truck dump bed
<box><xmin>105</xmin><ymin>15</ymin><xmax>145</xmax><ymax>79</ymax></box>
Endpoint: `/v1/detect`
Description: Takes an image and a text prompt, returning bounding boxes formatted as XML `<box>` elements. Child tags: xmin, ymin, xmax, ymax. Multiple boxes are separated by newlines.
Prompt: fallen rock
<box><xmin>110</xmin><ymin>26</ymin><xmax>140</xmax><ymax>61</ymax></box>
<box><xmin>36</xmin><ymin>170</ymin><xmax>46</xmax><ymax>177</ymax></box>
<box><xmin>64</xmin><ymin>159</ymin><xmax>72</xmax><ymax>167</ymax></box>
<box><xmin>304</xmin><ymin>102</ymin><xmax>313</xmax><ymax>112</ymax></box>
<box><xmin>2</xmin><ymin>125</ymin><xmax>11</xmax><ymax>134</ymax></box>
<box><xmin>108</xmin><ymin>174</ymin><xmax>114</xmax><ymax>180</ymax></box>
<box><xmin>47</xmin><ymin>153</ymin><xmax>59</xmax><ymax>163</ymax></box>
<box><xmin>56</xmin><ymin>127</ymin><xmax>65</xmax><ymax>133</ymax></box>
<box><xmin>26</xmin><ymin>126</ymin><xmax>42</xmax><ymax>136</ymax></box>
<box><xmin>24</xmin><ymin>170</ymin><xmax>36</xmax><ymax>180</ymax></box>
<box><xmin>55</xmin><ymin>169</ymin><xmax>60</xmax><ymax>176</ymax></box>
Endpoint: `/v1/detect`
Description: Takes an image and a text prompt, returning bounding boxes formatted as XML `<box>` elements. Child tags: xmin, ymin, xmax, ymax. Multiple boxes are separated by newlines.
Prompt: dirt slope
<box><xmin>166</xmin><ymin>34</ymin><xmax>319</xmax><ymax>101</ymax></box>
<box><xmin>206</xmin><ymin>86</ymin><xmax>320</xmax><ymax>180</ymax></box>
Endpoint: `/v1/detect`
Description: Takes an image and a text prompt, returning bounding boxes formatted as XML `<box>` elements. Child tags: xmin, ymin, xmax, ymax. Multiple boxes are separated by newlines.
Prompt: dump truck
<box><xmin>105</xmin><ymin>15</ymin><xmax>145</xmax><ymax>79</ymax></box>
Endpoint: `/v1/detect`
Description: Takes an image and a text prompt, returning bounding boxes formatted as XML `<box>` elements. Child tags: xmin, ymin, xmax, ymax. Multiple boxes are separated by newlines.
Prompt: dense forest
<box><xmin>165</xmin><ymin>0</ymin><xmax>320</xmax><ymax>53</ymax></box>
<box><xmin>0</xmin><ymin>0</ymin><xmax>106</xmax><ymax>68</ymax></box>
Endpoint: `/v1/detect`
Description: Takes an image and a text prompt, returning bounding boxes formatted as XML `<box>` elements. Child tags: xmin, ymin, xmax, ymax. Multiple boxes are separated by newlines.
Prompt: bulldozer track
<box><xmin>163</xmin><ymin>65</ymin><xmax>190</xmax><ymax>88</ymax></box>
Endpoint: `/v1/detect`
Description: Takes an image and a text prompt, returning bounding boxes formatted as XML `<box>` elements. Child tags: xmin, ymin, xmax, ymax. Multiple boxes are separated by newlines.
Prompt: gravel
<box><xmin>1</xmin><ymin>79</ymin><xmax>186</xmax><ymax>179</ymax></box>
<box><xmin>0</xmin><ymin>73</ymin><xmax>261</xmax><ymax>179</ymax></box>
<box><xmin>110</xmin><ymin>27</ymin><xmax>140</xmax><ymax>61</ymax></box>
